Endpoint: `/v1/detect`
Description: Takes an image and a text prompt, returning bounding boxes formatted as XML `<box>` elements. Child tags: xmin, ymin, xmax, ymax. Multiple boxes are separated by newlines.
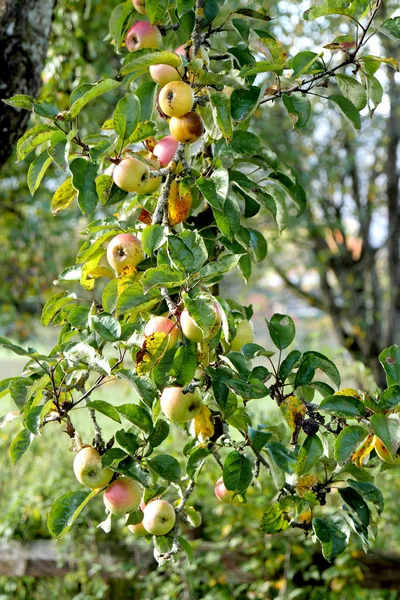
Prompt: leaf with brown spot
<box><xmin>168</xmin><ymin>180</ymin><xmax>192</xmax><ymax>226</ymax></box>
<box><xmin>136</xmin><ymin>332</ymin><xmax>169</xmax><ymax>376</ymax></box>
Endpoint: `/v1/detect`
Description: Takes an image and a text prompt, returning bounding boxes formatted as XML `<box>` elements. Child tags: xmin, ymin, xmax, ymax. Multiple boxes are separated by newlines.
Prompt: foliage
<box><xmin>1</xmin><ymin>0</ymin><xmax>400</xmax><ymax>569</ymax></box>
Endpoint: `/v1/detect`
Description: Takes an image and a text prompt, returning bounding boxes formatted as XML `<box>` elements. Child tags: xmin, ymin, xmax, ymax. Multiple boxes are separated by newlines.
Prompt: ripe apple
<box><xmin>103</xmin><ymin>477</ymin><xmax>142</xmax><ymax>516</ymax></box>
<box><xmin>107</xmin><ymin>233</ymin><xmax>145</xmax><ymax>273</ymax></box>
<box><xmin>214</xmin><ymin>477</ymin><xmax>236</xmax><ymax>504</ymax></box>
<box><xmin>160</xmin><ymin>386</ymin><xmax>202</xmax><ymax>422</ymax></box>
<box><xmin>375</xmin><ymin>438</ymin><xmax>400</xmax><ymax>465</ymax></box>
<box><xmin>73</xmin><ymin>447</ymin><xmax>113</xmax><ymax>489</ymax></box>
<box><xmin>230</xmin><ymin>319</ymin><xmax>255</xmax><ymax>352</ymax></box>
<box><xmin>180</xmin><ymin>309</ymin><xmax>204</xmax><ymax>342</ymax></box>
<box><xmin>149</xmin><ymin>64</ymin><xmax>181</xmax><ymax>87</ymax></box>
<box><xmin>158</xmin><ymin>81</ymin><xmax>194</xmax><ymax>118</ymax></box>
<box><xmin>125</xmin><ymin>21</ymin><xmax>162</xmax><ymax>52</ymax></box>
<box><xmin>169</xmin><ymin>112</ymin><xmax>204</xmax><ymax>144</ymax></box>
<box><xmin>132</xmin><ymin>0</ymin><xmax>146</xmax><ymax>14</ymax></box>
<box><xmin>153</xmin><ymin>135</ymin><xmax>179</xmax><ymax>167</ymax></box>
<box><xmin>144</xmin><ymin>316</ymin><xmax>179</xmax><ymax>350</ymax></box>
<box><xmin>142</xmin><ymin>499</ymin><xmax>176</xmax><ymax>535</ymax></box>
<box><xmin>113</xmin><ymin>157</ymin><xmax>150</xmax><ymax>193</ymax></box>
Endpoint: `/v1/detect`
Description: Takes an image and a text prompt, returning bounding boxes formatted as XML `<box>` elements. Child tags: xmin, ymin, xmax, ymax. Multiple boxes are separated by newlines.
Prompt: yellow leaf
<box><xmin>280</xmin><ymin>395</ymin><xmax>306</xmax><ymax>432</ymax></box>
<box><xmin>296</xmin><ymin>474</ymin><xmax>317</xmax><ymax>498</ymax></box>
<box><xmin>193</xmin><ymin>405</ymin><xmax>214</xmax><ymax>442</ymax></box>
<box><xmin>51</xmin><ymin>177</ymin><xmax>77</xmax><ymax>215</ymax></box>
<box><xmin>87</xmin><ymin>267</ymin><xmax>114</xmax><ymax>280</ymax></box>
<box><xmin>351</xmin><ymin>433</ymin><xmax>376</xmax><ymax>468</ymax></box>
<box><xmin>136</xmin><ymin>332</ymin><xmax>168</xmax><ymax>376</ymax></box>
<box><xmin>168</xmin><ymin>179</ymin><xmax>192</xmax><ymax>226</ymax></box>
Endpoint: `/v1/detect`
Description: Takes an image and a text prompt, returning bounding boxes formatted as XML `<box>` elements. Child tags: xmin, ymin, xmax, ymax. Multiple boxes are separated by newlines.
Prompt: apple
<box><xmin>158</xmin><ymin>81</ymin><xmax>194</xmax><ymax>118</ymax></box>
<box><xmin>160</xmin><ymin>386</ymin><xmax>202</xmax><ymax>422</ymax></box>
<box><xmin>107</xmin><ymin>233</ymin><xmax>145</xmax><ymax>273</ymax></box>
<box><xmin>214</xmin><ymin>477</ymin><xmax>236</xmax><ymax>504</ymax></box>
<box><xmin>113</xmin><ymin>157</ymin><xmax>150</xmax><ymax>193</ymax></box>
<box><xmin>375</xmin><ymin>438</ymin><xmax>400</xmax><ymax>465</ymax></box>
<box><xmin>144</xmin><ymin>316</ymin><xmax>179</xmax><ymax>350</ymax></box>
<box><xmin>230</xmin><ymin>319</ymin><xmax>255</xmax><ymax>352</ymax></box>
<box><xmin>142</xmin><ymin>499</ymin><xmax>176</xmax><ymax>535</ymax></box>
<box><xmin>149</xmin><ymin>64</ymin><xmax>181</xmax><ymax>87</ymax></box>
<box><xmin>139</xmin><ymin>175</ymin><xmax>162</xmax><ymax>195</ymax></box>
<box><xmin>132</xmin><ymin>0</ymin><xmax>146</xmax><ymax>14</ymax></box>
<box><xmin>153</xmin><ymin>135</ymin><xmax>179</xmax><ymax>167</ymax></box>
<box><xmin>180</xmin><ymin>309</ymin><xmax>204</xmax><ymax>342</ymax></box>
<box><xmin>127</xmin><ymin>498</ymin><xmax>148</xmax><ymax>536</ymax></box>
<box><xmin>103</xmin><ymin>477</ymin><xmax>142</xmax><ymax>516</ymax></box>
<box><xmin>73</xmin><ymin>447</ymin><xmax>113</xmax><ymax>489</ymax></box>
<box><xmin>169</xmin><ymin>112</ymin><xmax>204</xmax><ymax>144</ymax></box>
<box><xmin>125</xmin><ymin>21</ymin><xmax>162</xmax><ymax>52</ymax></box>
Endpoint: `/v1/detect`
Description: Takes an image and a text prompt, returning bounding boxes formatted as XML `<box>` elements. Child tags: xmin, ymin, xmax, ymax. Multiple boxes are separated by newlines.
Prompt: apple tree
<box><xmin>2</xmin><ymin>0</ymin><xmax>400</xmax><ymax>565</ymax></box>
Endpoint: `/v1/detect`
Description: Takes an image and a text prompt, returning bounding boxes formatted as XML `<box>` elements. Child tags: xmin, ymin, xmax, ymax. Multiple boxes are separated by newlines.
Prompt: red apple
<box><xmin>153</xmin><ymin>135</ymin><xmax>179</xmax><ymax>167</ymax></box>
<box><xmin>214</xmin><ymin>477</ymin><xmax>238</xmax><ymax>504</ymax></box>
<box><xmin>125</xmin><ymin>21</ymin><xmax>162</xmax><ymax>52</ymax></box>
<box><xmin>144</xmin><ymin>316</ymin><xmax>180</xmax><ymax>350</ymax></box>
<box><xmin>158</xmin><ymin>81</ymin><xmax>194</xmax><ymax>118</ymax></box>
<box><xmin>103</xmin><ymin>477</ymin><xmax>142</xmax><ymax>516</ymax></box>
<box><xmin>132</xmin><ymin>0</ymin><xmax>146</xmax><ymax>14</ymax></box>
<box><xmin>169</xmin><ymin>112</ymin><xmax>204</xmax><ymax>144</ymax></box>
<box><xmin>107</xmin><ymin>233</ymin><xmax>145</xmax><ymax>273</ymax></box>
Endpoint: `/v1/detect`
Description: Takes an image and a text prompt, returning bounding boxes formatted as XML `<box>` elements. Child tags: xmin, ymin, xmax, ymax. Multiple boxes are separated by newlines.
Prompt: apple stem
<box><xmin>182</xmin><ymin>381</ymin><xmax>201</xmax><ymax>394</ymax></box>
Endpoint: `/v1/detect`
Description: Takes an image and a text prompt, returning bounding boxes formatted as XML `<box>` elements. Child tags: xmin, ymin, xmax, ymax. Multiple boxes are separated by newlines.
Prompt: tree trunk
<box><xmin>0</xmin><ymin>0</ymin><xmax>55</xmax><ymax>168</ymax></box>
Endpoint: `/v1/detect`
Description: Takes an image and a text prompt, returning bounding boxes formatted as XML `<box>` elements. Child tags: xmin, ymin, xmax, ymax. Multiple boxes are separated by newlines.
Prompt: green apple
<box><xmin>231</xmin><ymin>319</ymin><xmax>255</xmax><ymax>351</ymax></box>
<box><xmin>142</xmin><ymin>499</ymin><xmax>176</xmax><ymax>535</ymax></box>
<box><xmin>160</xmin><ymin>386</ymin><xmax>202</xmax><ymax>422</ymax></box>
<box><xmin>113</xmin><ymin>157</ymin><xmax>150</xmax><ymax>193</ymax></box>
<box><xmin>73</xmin><ymin>447</ymin><xmax>113</xmax><ymax>489</ymax></box>
<box><xmin>158</xmin><ymin>81</ymin><xmax>194</xmax><ymax>118</ymax></box>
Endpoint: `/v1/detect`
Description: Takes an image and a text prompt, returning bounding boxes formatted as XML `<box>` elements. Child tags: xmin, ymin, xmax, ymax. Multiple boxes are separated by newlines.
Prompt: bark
<box><xmin>0</xmin><ymin>0</ymin><xmax>55</xmax><ymax>168</ymax></box>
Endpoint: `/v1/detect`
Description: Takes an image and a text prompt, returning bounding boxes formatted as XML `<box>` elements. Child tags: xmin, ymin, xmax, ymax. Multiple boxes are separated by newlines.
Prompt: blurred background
<box><xmin>1</xmin><ymin>0</ymin><xmax>400</xmax><ymax>598</ymax></box>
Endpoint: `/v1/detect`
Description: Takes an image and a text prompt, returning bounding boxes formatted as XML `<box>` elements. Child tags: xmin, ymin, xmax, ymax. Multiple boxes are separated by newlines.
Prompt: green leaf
<box><xmin>267</xmin><ymin>313</ymin><xmax>296</xmax><ymax>350</ymax></box>
<box><xmin>231</xmin><ymin>86</ymin><xmax>263</xmax><ymax>122</ymax></box>
<box><xmin>142</xmin><ymin>224</ymin><xmax>165</xmax><ymax>256</ymax></box>
<box><xmin>260</xmin><ymin>503</ymin><xmax>290</xmax><ymax>534</ymax></box>
<box><xmin>117</xmin><ymin>404</ymin><xmax>153</xmax><ymax>434</ymax></box>
<box><xmin>223</xmin><ymin>450</ymin><xmax>253</xmax><ymax>494</ymax></box>
<box><xmin>379</xmin><ymin>346</ymin><xmax>400</xmax><ymax>387</ymax></box>
<box><xmin>199</xmin><ymin>255</ymin><xmax>240</xmax><ymax>281</ymax></box>
<box><xmin>70</xmin><ymin>158</ymin><xmax>98</xmax><ymax>216</ymax></box>
<box><xmin>348</xmin><ymin>479</ymin><xmax>384</xmax><ymax>515</ymax></box>
<box><xmin>9</xmin><ymin>428</ymin><xmax>33</xmax><ymax>464</ymax></box>
<box><xmin>365</xmin><ymin>73</ymin><xmax>383</xmax><ymax>110</ymax></box>
<box><xmin>51</xmin><ymin>178</ymin><xmax>77</xmax><ymax>215</ymax></box>
<box><xmin>210</xmin><ymin>93</ymin><xmax>233</xmax><ymax>141</ymax></box>
<box><xmin>3</xmin><ymin>94</ymin><xmax>34</xmax><ymax>110</ymax></box>
<box><xmin>186</xmin><ymin>446</ymin><xmax>210</xmax><ymax>481</ymax></box>
<box><xmin>27</xmin><ymin>152</ymin><xmax>52</xmax><ymax>195</ymax></box>
<box><xmin>282</xmin><ymin>94</ymin><xmax>311</xmax><ymax>129</ymax></box>
<box><xmin>148</xmin><ymin>419</ymin><xmax>170</xmax><ymax>449</ymax></box>
<box><xmin>120</xmin><ymin>50</ymin><xmax>181</xmax><ymax>76</ymax></box>
<box><xmin>320</xmin><ymin>395</ymin><xmax>366</xmax><ymax>418</ymax></box>
<box><xmin>291</xmin><ymin>51</ymin><xmax>324</xmax><ymax>77</ymax></box>
<box><xmin>169</xmin><ymin>346</ymin><xmax>197</xmax><ymax>386</ymax></box>
<box><xmin>144</xmin><ymin>0</ymin><xmax>168</xmax><ymax>24</ymax></box>
<box><xmin>226</xmin><ymin>378</ymin><xmax>268</xmax><ymax>399</ymax></box>
<box><xmin>338</xmin><ymin>487</ymin><xmax>370</xmax><ymax>527</ymax></box>
<box><xmin>380</xmin><ymin>17</ymin><xmax>400</xmax><ymax>42</ymax></box>
<box><xmin>91</xmin><ymin>313</ymin><xmax>121</xmax><ymax>342</ymax></box>
<box><xmin>279</xmin><ymin>350</ymin><xmax>301</xmax><ymax>381</ymax></box>
<box><xmin>113</xmin><ymin>94</ymin><xmax>141</xmax><ymax>141</ymax></box>
<box><xmin>115</xmin><ymin>430</ymin><xmax>139</xmax><ymax>455</ymax></box>
<box><xmin>142</xmin><ymin>265</ymin><xmax>186</xmax><ymax>293</ymax></box>
<box><xmin>304</xmin><ymin>0</ymin><xmax>369</xmax><ymax>21</ymax></box>
<box><xmin>265</xmin><ymin>442</ymin><xmax>296</xmax><ymax>473</ymax></box>
<box><xmin>296</xmin><ymin>434</ymin><xmax>323</xmax><ymax>475</ymax></box>
<box><xmin>313</xmin><ymin>514</ymin><xmax>350</xmax><ymax>561</ymax></box>
<box><xmin>64</xmin><ymin>342</ymin><xmax>111</xmax><ymax>376</ymax></box>
<box><xmin>86</xmin><ymin>400</ymin><xmax>121</xmax><ymax>423</ymax></box>
<box><xmin>41</xmin><ymin>291</ymin><xmax>75</xmax><ymax>326</ymax></box>
<box><xmin>17</xmin><ymin>124</ymin><xmax>56</xmax><ymax>161</ymax></box>
<box><xmin>116</xmin><ymin>283</ymin><xmax>160</xmax><ymax>315</ymax></box>
<box><xmin>248</xmin><ymin>426</ymin><xmax>272</xmax><ymax>451</ymax></box>
<box><xmin>300</xmin><ymin>351</ymin><xmax>341</xmax><ymax>387</ymax></box>
<box><xmin>69</xmin><ymin>79</ymin><xmax>120</xmax><ymax>118</ymax></box>
<box><xmin>334</xmin><ymin>426</ymin><xmax>368</xmax><ymax>463</ymax></box>
<box><xmin>115</xmin><ymin>457</ymin><xmax>150</xmax><ymax>487</ymax></box>
<box><xmin>183</xmin><ymin>292</ymin><xmax>216</xmax><ymax>339</ymax></box>
<box><xmin>48</xmin><ymin>490</ymin><xmax>95</xmax><ymax>538</ymax></box>
<box><xmin>329</xmin><ymin>95</ymin><xmax>361</xmax><ymax>131</ymax></box>
<box><xmin>214</xmin><ymin>131</ymin><xmax>261</xmax><ymax>157</ymax></box>
<box><xmin>335</xmin><ymin>74</ymin><xmax>367</xmax><ymax>111</ymax></box>
<box><xmin>168</xmin><ymin>230</ymin><xmax>208</xmax><ymax>273</ymax></box>
<box><xmin>376</xmin><ymin>385</ymin><xmax>400</xmax><ymax>412</ymax></box>
<box><xmin>147</xmin><ymin>454</ymin><xmax>181</xmax><ymax>482</ymax></box>
<box><xmin>0</xmin><ymin>338</ymin><xmax>37</xmax><ymax>358</ymax></box>
<box><xmin>9</xmin><ymin>378</ymin><xmax>30</xmax><ymax>410</ymax></box>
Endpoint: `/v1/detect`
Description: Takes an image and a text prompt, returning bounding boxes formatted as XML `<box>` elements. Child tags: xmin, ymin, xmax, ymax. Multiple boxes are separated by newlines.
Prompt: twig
<box><xmin>192</xmin><ymin>0</ymin><xmax>205</xmax><ymax>58</ymax></box>
<box><xmin>151</xmin><ymin>143</ymin><xmax>186</xmax><ymax>226</ymax></box>
<box><xmin>90</xmin><ymin>409</ymin><xmax>105</xmax><ymax>451</ymax></box>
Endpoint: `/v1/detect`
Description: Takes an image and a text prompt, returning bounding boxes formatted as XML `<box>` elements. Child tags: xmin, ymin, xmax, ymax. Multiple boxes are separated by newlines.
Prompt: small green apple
<box><xmin>73</xmin><ymin>446</ymin><xmax>113</xmax><ymax>489</ymax></box>
<box><xmin>231</xmin><ymin>319</ymin><xmax>255</xmax><ymax>351</ymax></box>
<box><xmin>142</xmin><ymin>499</ymin><xmax>176</xmax><ymax>535</ymax></box>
